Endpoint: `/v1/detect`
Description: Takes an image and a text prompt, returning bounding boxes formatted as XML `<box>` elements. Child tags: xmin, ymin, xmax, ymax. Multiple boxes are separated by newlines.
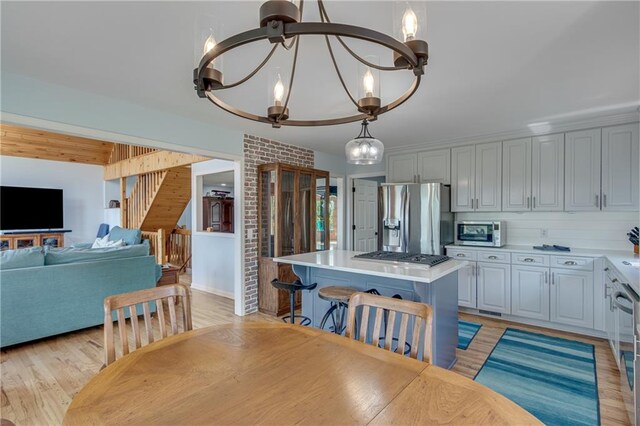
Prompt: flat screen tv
<box><xmin>0</xmin><ymin>186</ymin><xmax>64</xmax><ymax>231</ymax></box>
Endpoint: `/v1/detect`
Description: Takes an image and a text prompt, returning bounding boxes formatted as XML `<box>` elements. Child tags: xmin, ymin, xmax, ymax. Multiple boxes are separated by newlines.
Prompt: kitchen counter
<box><xmin>275</xmin><ymin>250</ymin><xmax>464</xmax><ymax>369</ymax></box>
<box><xmin>274</xmin><ymin>250</ymin><xmax>467</xmax><ymax>284</ymax></box>
<box><xmin>445</xmin><ymin>244</ymin><xmax>640</xmax><ymax>294</ymax></box>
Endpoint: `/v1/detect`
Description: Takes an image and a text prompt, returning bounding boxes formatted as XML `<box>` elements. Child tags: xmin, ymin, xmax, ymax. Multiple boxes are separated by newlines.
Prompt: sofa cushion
<box><xmin>0</xmin><ymin>247</ymin><xmax>45</xmax><ymax>270</ymax></box>
<box><xmin>108</xmin><ymin>226</ymin><xmax>142</xmax><ymax>246</ymax></box>
<box><xmin>92</xmin><ymin>235</ymin><xmax>125</xmax><ymax>249</ymax></box>
<box><xmin>45</xmin><ymin>244</ymin><xmax>150</xmax><ymax>265</ymax></box>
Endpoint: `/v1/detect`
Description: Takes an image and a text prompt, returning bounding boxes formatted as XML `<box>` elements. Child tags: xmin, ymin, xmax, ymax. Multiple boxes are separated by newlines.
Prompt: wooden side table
<box><xmin>158</xmin><ymin>266</ymin><xmax>180</xmax><ymax>286</ymax></box>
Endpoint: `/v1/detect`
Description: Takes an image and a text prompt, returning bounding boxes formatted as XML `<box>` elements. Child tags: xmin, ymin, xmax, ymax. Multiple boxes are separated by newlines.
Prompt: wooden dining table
<box><xmin>64</xmin><ymin>322</ymin><xmax>540</xmax><ymax>425</ymax></box>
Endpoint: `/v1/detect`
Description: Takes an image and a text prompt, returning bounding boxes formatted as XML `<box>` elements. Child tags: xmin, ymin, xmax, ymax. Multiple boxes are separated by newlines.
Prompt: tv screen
<box><xmin>0</xmin><ymin>186</ymin><xmax>64</xmax><ymax>231</ymax></box>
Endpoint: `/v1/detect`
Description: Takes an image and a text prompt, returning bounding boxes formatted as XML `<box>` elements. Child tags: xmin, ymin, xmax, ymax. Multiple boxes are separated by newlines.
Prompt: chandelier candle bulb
<box><xmin>357</xmin><ymin>57</ymin><xmax>381</xmax><ymax>114</ymax></box>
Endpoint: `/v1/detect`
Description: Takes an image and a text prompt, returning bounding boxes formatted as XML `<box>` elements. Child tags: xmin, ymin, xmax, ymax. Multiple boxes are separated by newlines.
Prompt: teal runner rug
<box><xmin>474</xmin><ymin>328</ymin><xmax>599</xmax><ymax>426</ymax></box>
<box><xmin>458</xmin><ymin>320</ymin><xmax>481</xmax><ymax>350</ymax></box>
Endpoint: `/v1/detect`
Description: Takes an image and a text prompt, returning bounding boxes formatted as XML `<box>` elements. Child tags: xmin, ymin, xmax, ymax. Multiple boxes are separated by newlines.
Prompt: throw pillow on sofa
<box><xmin>92</xmin><ymin>235</ymin><xmax>125</xmax><ymax>249</ymax></box>
<box><xmin>108</xmin><ymin>226</ymin><xmax>142</xmax><ymax>246</ymax></box>
<box><xmin>0</xmin><ymin>247</ymin><xmax>45</xmax><ymax>270</ymax></box>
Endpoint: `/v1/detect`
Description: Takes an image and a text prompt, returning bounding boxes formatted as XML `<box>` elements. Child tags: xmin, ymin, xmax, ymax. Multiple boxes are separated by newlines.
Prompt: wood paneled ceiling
<box><xmin>0</xmin><ymin>124</ymin><xmax>115</xmax><ymax>165</ymax></box>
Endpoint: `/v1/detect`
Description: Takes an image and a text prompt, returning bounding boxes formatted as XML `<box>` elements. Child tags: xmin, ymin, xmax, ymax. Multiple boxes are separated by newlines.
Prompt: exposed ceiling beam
<box><xmin>0</xmin><ymin>124</ymin><xmax>115</xmax><ymax>165</ymax></box>
<box><xmin>104</xmin><ymin>151</ymin><xmax>210</xmax><ymax>179</ymax></box>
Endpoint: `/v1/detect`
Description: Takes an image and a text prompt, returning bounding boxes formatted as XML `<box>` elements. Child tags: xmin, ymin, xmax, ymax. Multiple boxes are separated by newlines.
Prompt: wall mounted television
<box><xmin>0</xmin><ymin>186</ymin><xmax>64</xmax><ymax>231</ymax></box>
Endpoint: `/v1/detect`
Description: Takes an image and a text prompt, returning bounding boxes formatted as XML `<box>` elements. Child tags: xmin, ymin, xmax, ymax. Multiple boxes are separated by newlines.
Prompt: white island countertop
<box><xmin>274</xmin><ymin>250</ymin><xmax>467</xmax><ymax>284</ymax></box>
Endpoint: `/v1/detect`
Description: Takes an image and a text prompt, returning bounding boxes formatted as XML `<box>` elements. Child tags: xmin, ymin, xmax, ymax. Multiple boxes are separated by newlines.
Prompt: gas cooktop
<box><xmin>353</xmin><ymin>251</ymin><xmax>450</xmax><ymax>267</ymax></box>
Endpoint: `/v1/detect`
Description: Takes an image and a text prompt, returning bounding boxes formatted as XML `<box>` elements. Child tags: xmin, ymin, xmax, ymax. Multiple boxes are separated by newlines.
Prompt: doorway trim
<box><xmin>1</xmin><ymin>112</ymin><xmax>247</xmax><ymax>316</ymax></box>
<box><xmin>346</xmin><ymin>171</ymin><xmax>386</xmax><ymax>251</ymax></box>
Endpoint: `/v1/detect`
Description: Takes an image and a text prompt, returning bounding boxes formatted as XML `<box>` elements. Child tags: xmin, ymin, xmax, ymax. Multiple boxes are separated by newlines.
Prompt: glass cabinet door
<box><xmin>315</xmin><ymin>177</ymin><xmax>327</xmax><ymax>251</ymax></box>
<box><xmin>299</xmin><ymin>172</ymin><xmax>312</xmax><ymax>253</ymax></box>
<box><xmin>280</xmin><ymin>170</ymin><xmax>295</xmax><ymax>256</ymax></box>
<box><xmin>260</xmin><ymin>170</ymin><xmax>276</xmax><ymax>258</ymax></box>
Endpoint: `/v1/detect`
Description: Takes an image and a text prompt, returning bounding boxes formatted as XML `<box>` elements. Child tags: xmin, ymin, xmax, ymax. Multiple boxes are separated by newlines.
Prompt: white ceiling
<box><xmin>202</xmin><ymin>170</ymin><xmax>234</xmax><ymax>187</ymax></box>
<box><xmin>1</xmin><ymin>1</ymin><xmax>639</xmax><ymax>156</ymax></box>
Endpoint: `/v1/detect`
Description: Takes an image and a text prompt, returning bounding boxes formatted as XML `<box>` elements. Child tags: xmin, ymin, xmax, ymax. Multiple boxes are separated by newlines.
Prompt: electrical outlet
<box><xmin>540</xmin><ymin>229</ymin><xmax>548</xmax><ymax>237</ymax></box>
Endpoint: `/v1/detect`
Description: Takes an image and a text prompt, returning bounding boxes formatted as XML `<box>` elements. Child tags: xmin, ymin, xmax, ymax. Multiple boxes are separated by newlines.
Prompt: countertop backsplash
<box><xmin>454</xmin><ymin>211</ymin><xmax>638</xmax><ymax>251</ymax></box>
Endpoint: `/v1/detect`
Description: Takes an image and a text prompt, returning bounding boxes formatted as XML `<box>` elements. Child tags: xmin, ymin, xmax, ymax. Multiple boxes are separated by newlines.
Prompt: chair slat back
<box><xmin>345</xmin><ymin>292</ymin><xmax>433</xmax><ymax>363</ymax></box>
<box><xmin>103</xmin><ymin>284</ymin><xmax>192</xmax><ymax>366</ymax></box>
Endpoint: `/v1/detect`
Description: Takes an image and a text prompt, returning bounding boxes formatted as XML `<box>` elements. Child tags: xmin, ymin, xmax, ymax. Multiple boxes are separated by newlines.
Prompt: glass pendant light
<box><xmin>345</xmin><ymin>120</ymin><xmax>384</xmax><ymax>165</ymax></box>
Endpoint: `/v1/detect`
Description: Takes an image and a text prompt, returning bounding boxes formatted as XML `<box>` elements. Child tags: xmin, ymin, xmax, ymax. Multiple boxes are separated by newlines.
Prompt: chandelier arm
<box><xmin>217</xmin><ymin>44</ymin><xmax>279</xmax><ymax>90</ymax></box>
<box><xmin>280</xmin><ymin>0</ymin><xmax>304</xmax><ymax>50</ymax></box>
<box><xmin>322</xmin><ymin>32</ymin><xmax>359</xmax><ymax>108</ymax></box>
<box><xmin>277</xmin><ymin>33</ymin><xmax>300</xmax><ymax>121</ymax></box>
<box><xmin>317</xmin><ymin>0</ymin><xmax>408</xmax><ymax>72</ymax></box>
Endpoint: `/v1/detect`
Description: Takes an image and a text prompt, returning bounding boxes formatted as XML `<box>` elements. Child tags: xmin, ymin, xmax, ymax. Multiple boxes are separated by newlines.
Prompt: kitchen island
<box><xmin>274</xmin><ymin>250</ymin><xmax>466</xmax><ymax>368</ymax></box>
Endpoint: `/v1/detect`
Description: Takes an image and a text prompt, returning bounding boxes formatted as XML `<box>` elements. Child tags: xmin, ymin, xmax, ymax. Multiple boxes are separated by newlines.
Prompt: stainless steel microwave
<box><xmin>455</xmin><ymin>221</ymin><xmax>506</xmax><ymax>247</ymax></box>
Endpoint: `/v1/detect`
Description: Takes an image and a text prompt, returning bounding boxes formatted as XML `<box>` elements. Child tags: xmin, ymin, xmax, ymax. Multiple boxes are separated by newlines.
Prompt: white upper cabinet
<box><xmin>565</xmin><ymin>129</ymin><xmax>602</xmax><ymax>211</ymax></box>
<box><xmin>387</xmin><ymin>153</ymin><xmax>418</xmax><ymax>183</ymax></box>
<box><xmin>387</xmin><ymin>149</ymin><xmax>451</xmax><ymax>185</ymax></box>
<box><xmin>451</xmin><ymin>145</ymin><xmax>476</xmax><ymax>212</ymax></box>
<box><xmin>452</xmin><ymin>143</ymin><xmax>501</xmax><ymax>212</ymax></box>
<box><xmin>602</xmin><ymin>124</ymin><xmax>639</xmax><ymax>211</ymax></box>
<box><xmin>417</xmin><ymin>149</ymin><xmax>450</xmax><ymax>184</ymax></box>
<box><xmin>502</xmin><ymin>138</ymin><xmax>532</xmax><ymax>212</ymax></box>
<box><xmin>532</xmin><ymin>134</ymin><xmax>564</xmax><ymax>211</ymax></box>
<box><xmin>475</xmin><ymin>142</ymin><xmax>502</xmax><ymax>212</ymax></box>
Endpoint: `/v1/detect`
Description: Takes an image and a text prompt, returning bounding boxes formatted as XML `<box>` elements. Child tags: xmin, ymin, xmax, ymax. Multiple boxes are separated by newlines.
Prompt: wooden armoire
<box><xmin>257</xmin><ymin>163</ymin><xmax>330</xmax><ymax>316</ymax></box>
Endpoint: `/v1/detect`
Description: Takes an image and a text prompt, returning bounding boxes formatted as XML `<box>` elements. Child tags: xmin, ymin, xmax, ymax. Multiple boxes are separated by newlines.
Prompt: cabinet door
<box><xmin>532</xmin><ymin>134</ymin><xmax>564</xmax><ymax>211</ymax></box>
<box><xmin>602</xmin><ymin>124</ymin><xmax>639</xmax><ymax>211</ymax></box>
<box><xmin>458</xmin><ymin>262</ymin><xmax>477</xmax><ymax>308</ymax></box>
<box><xmin>451</xmin><ymin>146</ymin><xmax>476</xmax><ymax>212</ymax></box>
<box><xmin>417</xmin><ymin>149</ymin><xmax>450</xmax><ymax>184</ymax></box>
<box><xmin>387</xmin><ymin>153</ymin><xmax>417</xmax><ymax>183</ymax></box>
<box><xmin>502</xmin><ymin>138</ymin><xmax>532</xmax><ymax>212</ymax></box>
<box><xmin>475</xmin><ymin>142</ymin><xmax>502</xmax><ymax>212</ymax></box>
<box><xmin>477</xmin><ymin>262</ymin><xmax>511</xmax><ymax>314</ymax></box>
<box><xmin>511</xmin><ymin>265</ymin><xmax>550</xmax><ymax>321</ymax></box>
<box><xmin>565</xmin><ymin>129</ymin><xmax>601</xmax><ymax>211</ymax></box>
<box><xmin>550</xmin><ymin>268</ymin><xmax>594</xmax><ymax>329</ymax></box>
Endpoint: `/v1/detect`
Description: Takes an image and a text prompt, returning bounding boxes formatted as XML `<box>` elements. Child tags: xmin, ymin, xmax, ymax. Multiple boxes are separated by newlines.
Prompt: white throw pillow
<box><xmin>91</xmin><ymin>235</ymin><xmax>125</xmax><ymax>249</ymax></box>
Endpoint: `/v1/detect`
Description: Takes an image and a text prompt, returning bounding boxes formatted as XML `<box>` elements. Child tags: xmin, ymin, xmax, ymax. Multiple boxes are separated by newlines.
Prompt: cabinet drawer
<box><xmin>447</xmin><ymin>248</ymin><xmax>477</xmax><ymax>261</ymax></box>
<box><xmin>550</xmin><ymin>256</ymin><xmax>593</xmax><ymax>271</ymax></box>
<box><xmin>478</xmin><ymin>251</ymin><xmax>510</xmax><ymax>264</ymax></box>
<box><xmin>512</xmin><ymin>253</ymin><xmax>550</xmax><ymax>267</ymax></box>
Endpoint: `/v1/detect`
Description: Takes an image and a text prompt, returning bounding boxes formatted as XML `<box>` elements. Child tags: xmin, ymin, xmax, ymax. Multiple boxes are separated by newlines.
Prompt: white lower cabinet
<box><xmin>477</xmin><ymin>262</ymin><xmax>511</xmax><ymax>314</ymax></box>
<box><xmin>511</xmin><ymin>265</ymin><xmax>550</xmax><ymax>321</ymax></box>
<box><xmin>457</xmin><ymin>262</ymin><xmax>477</xmax><ymax>308</ymax></box>
<box><xmin>550</xmin><ymin>268</ymin><xmax>594</xmax><ymax>329</ymax></box>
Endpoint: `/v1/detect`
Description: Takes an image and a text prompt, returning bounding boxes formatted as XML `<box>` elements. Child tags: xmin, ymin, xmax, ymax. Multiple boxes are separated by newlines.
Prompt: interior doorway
<box><xmin>349</xmin><ymin>174</ymin><xmax>385</xmax><ymax>251</ymax></box>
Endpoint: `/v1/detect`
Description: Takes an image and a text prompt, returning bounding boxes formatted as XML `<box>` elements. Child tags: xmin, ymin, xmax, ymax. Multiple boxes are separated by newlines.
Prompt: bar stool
<box><xmin>319</xmin><ymin>286</ymin><xmax>359</xmax><ymax>334</ymax></box>
<box><xmin>271</xmin><ymin>279</ymin><xmax>317</xmax><ymax>326</ymax></box>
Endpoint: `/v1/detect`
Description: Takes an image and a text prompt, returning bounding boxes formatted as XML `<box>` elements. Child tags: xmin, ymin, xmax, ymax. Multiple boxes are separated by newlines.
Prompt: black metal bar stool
<box><xmin>271</xmin><ymin>279</ymin><xmax>317</xmax><ymax>326</ymax></box>
<box><xmin>318</xmin><ymin>286</ymin><xmax>359</xmax><ymax>334</ymax></box>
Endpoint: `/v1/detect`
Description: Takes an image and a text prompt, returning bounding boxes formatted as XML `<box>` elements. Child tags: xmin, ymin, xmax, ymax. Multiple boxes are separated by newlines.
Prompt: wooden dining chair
<box><xmin>103</xmin><ymin>284</ymin><xmax>192</xmax><ymax>366</ymax></box>
<box><xmin>345</xmin><ymin>292</ymin><xmax>433</xmax><ymax>363</ymax></box>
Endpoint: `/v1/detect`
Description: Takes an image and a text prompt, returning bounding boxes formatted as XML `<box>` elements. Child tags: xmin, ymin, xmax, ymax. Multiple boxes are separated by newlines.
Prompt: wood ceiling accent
<box><xmin>0</xmin><ymin>124</ymin><xmax>115</xmax><ymax>165</ymax></box>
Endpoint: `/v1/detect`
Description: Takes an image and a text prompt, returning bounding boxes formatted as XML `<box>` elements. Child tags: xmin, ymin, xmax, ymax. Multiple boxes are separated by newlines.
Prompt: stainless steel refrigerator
<box><xmin>378</xmin><ymin>183</ymin><xmax>453</xmax><ymax>254</ymax></box>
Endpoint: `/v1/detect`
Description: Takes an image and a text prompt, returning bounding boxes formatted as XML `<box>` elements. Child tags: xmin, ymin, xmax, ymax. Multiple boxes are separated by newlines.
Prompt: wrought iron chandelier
<box><xmin>193</xmin><ymin>0</ymin><xmax>429</xmax><ymax>129</ymax></box>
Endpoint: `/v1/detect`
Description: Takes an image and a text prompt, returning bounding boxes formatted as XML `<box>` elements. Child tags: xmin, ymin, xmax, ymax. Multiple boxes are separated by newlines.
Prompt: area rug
<box><xmin>458</xmin><ymin>320</ymin><xmax>481</xmax><ymax>350</ymax></box>
<box><xmin>474</xmin><ymin>328</ymin><xmax>599</xmax><ymax>426</ymax></box>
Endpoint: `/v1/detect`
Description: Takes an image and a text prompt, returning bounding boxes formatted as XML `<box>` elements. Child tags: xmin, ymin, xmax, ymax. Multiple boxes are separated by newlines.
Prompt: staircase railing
<box><xmin>141</xmin><ymin>228</ymin><xmax>191</xmax><ymax>270</ymax></box>
<box><xmin>123</xmin><ymin>171</ymin><xmax>166</xmax><ymax>229</ymax></box>
<box><xmin>109</xmin><ymin>143</ymin><xmax>157</xmax><ymax>164</ymax></box>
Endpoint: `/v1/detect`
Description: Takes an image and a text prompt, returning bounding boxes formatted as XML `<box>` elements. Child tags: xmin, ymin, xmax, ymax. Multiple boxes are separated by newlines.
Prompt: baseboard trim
<box><xmin>190</xmin><ymin>283</ymin><xmax>234</xmax><ymax>300</ymax></box>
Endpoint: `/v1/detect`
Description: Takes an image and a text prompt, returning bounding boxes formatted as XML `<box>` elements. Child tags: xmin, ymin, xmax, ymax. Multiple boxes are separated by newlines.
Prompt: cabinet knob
<box><xmin>456</xmin><ymin>253</ymin><xmax>466</xmax><ymax>257</ymax></box>
<box><xmin>523</xmin><ymin>258</ymin><xmax>535</xmax><ymax>262</ymax></box>
<box><xmin>563</xmin><ymin>261</ymin><xmax>577</xmax><ymax>266</ymax></box>
<box><xmin>488</xmin><ymin>255</ymin><xmax>498</xmax><ymax>260</ymax></box>
<box><xmin>604</xmin><ymin>267</ymin><xmax>610</xmax><ymax>271</ymax></box>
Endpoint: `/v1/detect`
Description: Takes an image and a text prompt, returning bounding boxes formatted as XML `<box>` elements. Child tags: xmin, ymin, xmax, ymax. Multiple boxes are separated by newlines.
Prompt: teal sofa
<box><xmin>0</xmin><ymin>244</ymin><xmax>161</xmax><ymax>347</ymax></box>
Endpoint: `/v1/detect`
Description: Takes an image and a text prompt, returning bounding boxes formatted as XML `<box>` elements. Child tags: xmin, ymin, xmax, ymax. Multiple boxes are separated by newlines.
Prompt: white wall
<box><xmin>0</xmin><ymin>156</ymin><xmax>104</xmax><ymax>245</ymax></box>
<box><xmin>455</xmin><ymin>211</ymin><xmax>638</xmax><ymax>251</ymax></box>
<box><xmin>190</xmin><ymin>159</ymin><xmax>240</xmax><ymax>299</ymax></box>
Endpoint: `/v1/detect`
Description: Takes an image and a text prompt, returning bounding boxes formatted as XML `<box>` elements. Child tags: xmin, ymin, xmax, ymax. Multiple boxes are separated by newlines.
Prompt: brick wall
<box><xmin>243</xmin><ymin>134</ymin><xmax>314</xmax><ymax>314</ymax></box>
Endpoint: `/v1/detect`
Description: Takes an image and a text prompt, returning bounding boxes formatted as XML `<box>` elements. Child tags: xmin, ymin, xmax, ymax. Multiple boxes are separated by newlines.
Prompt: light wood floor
<box><xmin>1</xmin><ymin>286</ymin><xmax>630</xmax><ymax>425</ymax></box>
